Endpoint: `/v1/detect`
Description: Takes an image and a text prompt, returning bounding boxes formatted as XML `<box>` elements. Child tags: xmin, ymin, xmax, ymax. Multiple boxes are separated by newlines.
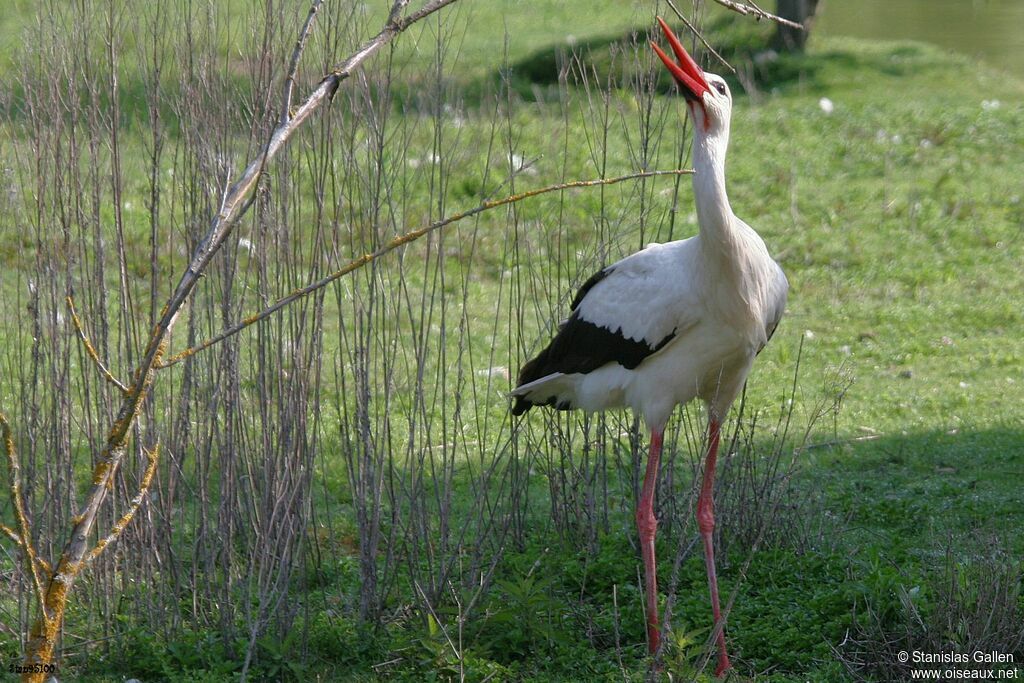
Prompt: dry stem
<box><xmin>711</xmin><ymin>0</ymin><xmax>804</xmax><ymax>30</ymax></box>
<box><xmin>16</xmin><ymin>1</ymin><xmax>463</xmax><ymax>678</ymax></box>
<box><xmin>157</xmin><ymin>169</ymin><xmax>694</xmax><ymax>368</ymax></box>
<box><xmin>1</xmin><ymin>413</ymin><xmax>49</xmax><ymax>621</ymax></box>
<box><xmin>66</xmin><ymin>296</ymin><xmax>129</xmax><ymax>395</ymax></box>
<box><xmin>84</xmin><ymin>444</ymin><xmax>161</xmax><ymax>567</ymax></box>
<box><xmin>665</xmin><ymin>0</ymin><xmax>736</xmax><ymax>73</ymax></box>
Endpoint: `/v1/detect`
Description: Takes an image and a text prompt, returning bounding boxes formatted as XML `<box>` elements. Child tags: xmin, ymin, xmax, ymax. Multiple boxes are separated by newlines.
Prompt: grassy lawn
<box><xmin>0</xmin><ymin>2</ymin><xmax>1022</xmax><ymax>681</ymax></box>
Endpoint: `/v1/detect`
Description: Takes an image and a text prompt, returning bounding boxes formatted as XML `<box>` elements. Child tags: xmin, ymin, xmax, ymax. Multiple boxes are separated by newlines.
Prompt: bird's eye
<box><xmin>713</xmin><ymin>82</ymin><xmax>727</xmax><ymax>95</ymax></box>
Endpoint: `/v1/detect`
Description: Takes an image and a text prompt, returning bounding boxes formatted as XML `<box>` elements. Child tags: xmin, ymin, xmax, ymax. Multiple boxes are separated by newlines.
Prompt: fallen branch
<box><xmin>157</xmin><ymin>169</ymin><xmax>695</xmax><ymax>369</ymax></box>
<box><xmin>796</xmin><ymin>433</ymin><xmax>882</xmax><ymax>453</ymax></box>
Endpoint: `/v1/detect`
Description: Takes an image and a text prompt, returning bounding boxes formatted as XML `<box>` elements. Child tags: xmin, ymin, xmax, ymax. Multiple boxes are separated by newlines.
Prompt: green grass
<box><xmin>1</xmin><ymin>3</ymin><xmax>1023</xmax><ymax>681</ymax></box>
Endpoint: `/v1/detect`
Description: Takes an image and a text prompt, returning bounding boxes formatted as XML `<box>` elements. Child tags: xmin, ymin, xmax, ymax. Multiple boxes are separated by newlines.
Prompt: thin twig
<box><xmin>711</xmin><ymin>0</ymin><xmax>804</xmax><ymax>30</ymax></box>
<box><xmin>137</xmin><ymin>0</ymin><xmax>464</xmax><ymax>400</ymax></box>
<box><xmin>0</xmin><ymin>413</ymin><xmax>49</xmax><ymax>618</ymax></box>
<box><xmin>390</xmin><ymin>0</ymin><xmax>455</xmax><ymax>32</ymax></box>
<box><xmin>84</xmin><ymin>444</ymin><xmax>160</xmax><ymax>567</ymax></box>
<box><xmin>24</xmin><ymin>0</ymin><xmax>465</xmax><ymax>672</ymax></box>
<box><xmin>387</xmin><ymin>0</ymin><xmax>413</xmax><ymax>25</ymax></box>
<box><xmin>0</xmin><ymin>523</ymin><xmax>51</xmax><ymax>575</ymax></box>
<box><xmin>372</xmin><ymin>658</ymin><xmax>403</xmax><ymax>670</ymax></box>
<box><xmin>664</xmin><ymin>0</ymin><xmax>736</xmax><ymax>73</ymax></box>
<box><xmin>797</xmin><ymin>433</ymin><xmax>882</xmax><ymax>452</ymax></box>
<box><xmin>325</xmin><ymin>0</ymin><xmax>460</xmax><ymax>86</ymax></box>
<box><xmin>66</xmin><ymin>296</ymin><xmax>129</xmax><ymax>394</ymax></box>
<box><xmin>281</xmin><ymin>0</ymin><xmax>324</xmax><ymax>125</ymax></box>
<box><xmin>1</xmin><ymin>522</ymin><xmax>21</xmax><ymax>546</ymax></box>
<box><xmin>414</xmin><ymin>581</ymin><xmax>462</xmax><ymax>661</ymax></box>
<box><xmin>156</xmin><ymin>169</ymin><xmax>694</xmax><ymax>368</ymax></box>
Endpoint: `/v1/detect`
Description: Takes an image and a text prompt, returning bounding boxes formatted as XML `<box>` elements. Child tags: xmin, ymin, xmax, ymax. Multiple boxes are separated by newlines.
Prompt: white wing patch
<box><xmin>574</xmin><ymin>240</ymin><xmax>703</xmax><ymax>347</ymax></box>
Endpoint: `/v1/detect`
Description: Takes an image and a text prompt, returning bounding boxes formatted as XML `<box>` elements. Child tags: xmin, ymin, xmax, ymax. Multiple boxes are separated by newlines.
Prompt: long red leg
<box><xmin>698</xmin><ymin>418</ymin><xmax>731</xmax><ymax>676</ymax></box>
<box><xmin>636</xmin><ymin>429</ymin><xmax>663</xmax><ymax>655</ymax></box>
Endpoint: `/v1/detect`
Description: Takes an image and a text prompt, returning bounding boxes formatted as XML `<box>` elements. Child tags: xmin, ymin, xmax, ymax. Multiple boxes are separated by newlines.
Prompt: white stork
<box><xmin>510</xmin><ymin>17</ymin><xmax>788</xmax><ymax>676</ymax></box>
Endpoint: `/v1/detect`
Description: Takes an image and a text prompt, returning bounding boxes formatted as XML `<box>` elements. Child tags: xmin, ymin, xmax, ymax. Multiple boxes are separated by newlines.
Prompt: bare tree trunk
<box><xmin>773</xmin><ymin>0</ymin><xmax>820</xmax><ymax>52</ymax></box>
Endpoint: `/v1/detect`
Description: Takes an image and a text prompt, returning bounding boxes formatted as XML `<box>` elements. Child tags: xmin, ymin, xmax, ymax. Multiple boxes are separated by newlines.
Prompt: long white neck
<box><xmin>691</xmin><ymin>125</ymin><xmax>736</xmax><ymax>254</ymax></box>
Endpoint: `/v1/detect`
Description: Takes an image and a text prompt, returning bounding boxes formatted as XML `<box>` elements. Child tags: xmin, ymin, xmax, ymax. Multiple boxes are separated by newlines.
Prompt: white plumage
<box><xmin>513</xmin><ymin>229</ymin><xmax>787</xmax><ymax>429</ymax></box>
<box><xmin>511</xmin><ymin>18</ymin><xmax>788</xmax><ymax>677</ymax></box>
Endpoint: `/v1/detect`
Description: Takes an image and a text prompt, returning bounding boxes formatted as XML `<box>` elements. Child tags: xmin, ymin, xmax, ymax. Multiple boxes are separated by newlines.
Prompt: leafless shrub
<box><xmin>715</xmin><ymin>349</ymin><xmax>853</xmax><ymax>558</ymax></box>
<box><xmin>839</xmin><ymin>539</ymin><xmax>1023</xmax><ymax>681</ymax></box>
<box><xmin>0</xmin><ymin>1</ymin><xmax>809</xmax><ymax>679</ymax></box>
<box><xmin>0</xmin><ymin>0</ymin><xmax>467</xmax><ymax>677</ymax></box>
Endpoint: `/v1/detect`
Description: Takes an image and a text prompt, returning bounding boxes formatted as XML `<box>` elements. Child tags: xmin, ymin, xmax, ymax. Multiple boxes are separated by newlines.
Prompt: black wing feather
<box><xmin>513</xmin><ymin>265</ymin><xmax>676</xmax><ymax>415</ymax></box>
<box><xmin>569</xmin><ymin>266</ymin><xmax>613</xmax><ymax>310</ymax></box>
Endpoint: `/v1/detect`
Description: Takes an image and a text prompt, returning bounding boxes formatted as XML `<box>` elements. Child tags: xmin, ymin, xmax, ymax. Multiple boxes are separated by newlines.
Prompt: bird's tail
<box><xmin>509</xmin><ymin>372</ymin><xmax>570</xmax><ymax>415</ymax></box>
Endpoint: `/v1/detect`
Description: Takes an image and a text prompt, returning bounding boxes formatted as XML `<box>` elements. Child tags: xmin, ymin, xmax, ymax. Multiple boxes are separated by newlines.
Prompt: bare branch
<box><xmin>84</xmin><ymin>444</ymin><xmax>160</xmax><ymax>567</ymax></box>
<box><xmin>0</xmin><ymin>522</ymin><xmax>51</xmax><ymax>576</ymax></box>
<box><xmin>129</xmin><ymin>0</ymin><xmax>463</xmax><ymax>401</ymax></box>
<box><xmin>665</xmin><ymin>0</ymin><xmax>736</xmax><ymax>73</ymax></box>
<box><xmin>711</xmin><ymin>0</ymin><xmax>805</xmax><ymax>30</ymax></box>
<box><xmin>24</xmin><ymin>0</ymin><xmax>465</xmax><ymax>672</ymax></box>
<box><xmin>387</xmin><ymin>0</ymin><xmax>413</xmax><ymax>26</ymax></box>
<box><xmin>281</xmin><ymin>0</ymin><xmax>324</xmax><ymax>125</ymax></box>
<box><xmin>414</xmin><ymin>582</ymin><xmax>462</xmax><ymax>661</ymax></box>
<box><xmin>1</xmin><ymin>522</ymin><xmax>20</xmax><ymax>545</ymax></box>
<box><xmin>391</xmin><ymin>0</ymin><xmax>457</xmax><ymax>32</ymax></box>
<box><xmin>0</xmin><ymin>522</ymin><xmax>51</xmax><ymax>575</ymax></box>
<box><xmin>0</xmin><ymin>413</ymin><xmax>49</xmax><ymax>618</ymax></box>
<box><xmin>66</xmin><ymin>296</ymin><xmax>129</xmax><ymax>395</ymax></box>
<box><xmin>60</xmin><ymin>0</ymin><xmax>464</xmax><ymax>567</ymax></box>
<box><xmin>156</xmin><ymin>169</ymin><xmax>695</xmax><ymax>368</ymax></box>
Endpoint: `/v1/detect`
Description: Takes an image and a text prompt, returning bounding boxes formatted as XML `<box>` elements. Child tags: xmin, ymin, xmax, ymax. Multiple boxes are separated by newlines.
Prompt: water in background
<box><xmin>816</xmin><ymin>0</ymin><xmax>1024</xmax><ymax>75</ymax></box>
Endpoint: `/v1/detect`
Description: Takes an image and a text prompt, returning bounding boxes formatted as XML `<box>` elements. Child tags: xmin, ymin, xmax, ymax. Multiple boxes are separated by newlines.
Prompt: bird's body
<box><xmin>511</xmin><ymin>17</ymin><xmax>788</xmax><ymax>677</ymax></box>
<box><xmin>512</xmin><ymin>221</ymin><xmax>787</xmax><ymax>429</ymax></box>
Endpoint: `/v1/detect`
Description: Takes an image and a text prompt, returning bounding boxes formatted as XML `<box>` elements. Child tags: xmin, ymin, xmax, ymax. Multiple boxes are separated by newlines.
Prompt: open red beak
<box><xmin>651</xmin><ymin>16</ymin><xmax>710</xmax><ymax>103</ymax></box>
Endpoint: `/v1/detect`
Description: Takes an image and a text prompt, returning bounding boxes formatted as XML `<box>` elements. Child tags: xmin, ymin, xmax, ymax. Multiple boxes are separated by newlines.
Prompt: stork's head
<box><xmin>651</xmin><ymin>17</ymin><xmax>731</xmax><ymax>136</ymax></box>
